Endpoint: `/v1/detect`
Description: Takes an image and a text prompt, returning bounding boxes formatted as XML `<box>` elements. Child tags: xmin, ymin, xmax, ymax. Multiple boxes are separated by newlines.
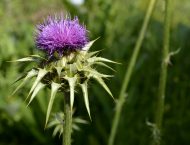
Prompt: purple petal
<box><xmin>35</xmin><ymin>15</ymin><xmax>88</xmax><ymax>56</ymax></box>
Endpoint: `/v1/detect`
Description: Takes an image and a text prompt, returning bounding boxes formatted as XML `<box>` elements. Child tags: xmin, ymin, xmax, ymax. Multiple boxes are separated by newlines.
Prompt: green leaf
<box><xmin>80</xmin><ymin>82</ymin><xmax>91</xmax><ymax>120</ymax></box>
<box><xmin>93</xmin><ymin>76</ymin><xmax>114</xmax><ymax>99</ymax></box>
<box><xmin>28</xmin><ymin>69</ymin><xmax>47</xmax><ymax>97</ymax></box>
<box><xmin>45</xmin><ymin>82</ymin><xmax>61</xmax><ymax>126</ymax></box>
<box><xmin>27</xmin><ymin>83</ymin><xmax>45</xmax><ymax>106</ymax></box>
<box><xmin>65</xmin><ymin>76</ymin><xmax>77</xmax><ymax>110</ymax></box>
<box><xmin>11</xmin><ymin>69</ymin><xmax>37</xmax><ymax>95</ymax></box>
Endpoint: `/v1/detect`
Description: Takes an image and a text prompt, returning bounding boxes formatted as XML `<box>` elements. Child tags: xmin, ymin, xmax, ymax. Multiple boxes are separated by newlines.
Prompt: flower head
<box><xmin>36</xmin><ymin>15</ymin><xmax>88</xmax><ymax>56</ymax></box>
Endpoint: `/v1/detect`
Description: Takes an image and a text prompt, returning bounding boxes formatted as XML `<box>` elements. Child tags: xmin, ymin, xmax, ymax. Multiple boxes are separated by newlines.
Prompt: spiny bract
<box><xmin>12</xmin><ymin>40</ymin><xmax>116</xmax><ymax>126</ymax></box>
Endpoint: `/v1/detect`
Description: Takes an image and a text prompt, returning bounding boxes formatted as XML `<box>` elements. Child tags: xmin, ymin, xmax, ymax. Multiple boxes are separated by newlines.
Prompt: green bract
<box><xmin>12</xmin><ymin>40</ymin><xmax>117</xmax><ymax>126</ymax></box>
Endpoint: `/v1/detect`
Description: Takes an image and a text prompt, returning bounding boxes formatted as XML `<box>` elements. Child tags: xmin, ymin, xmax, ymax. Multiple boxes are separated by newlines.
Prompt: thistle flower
<box><xmin>12</xmin><ymin>15</ymin><xmax>117</xmax><ymax>135</ymax></box>
<box><xmin>36</xmin><ymin>15</ymin><xmax>88</xmax><ymax>56</ymax></box>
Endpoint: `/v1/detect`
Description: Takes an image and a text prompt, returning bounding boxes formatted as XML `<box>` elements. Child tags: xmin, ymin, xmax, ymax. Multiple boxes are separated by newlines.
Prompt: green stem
<box><xmin>108</xmin><ymin>0</ymin><xmax>157</xmax><ymax>145</ymax></box>
<box><xmin>153</xmin><ymin>0</ymin><xmax>171</xmax><ymax>144</ymax></box>
<box><xmin>63</xmin><ymin>96</ymin><xmax>72</xmax><ymax>145</ymax></box>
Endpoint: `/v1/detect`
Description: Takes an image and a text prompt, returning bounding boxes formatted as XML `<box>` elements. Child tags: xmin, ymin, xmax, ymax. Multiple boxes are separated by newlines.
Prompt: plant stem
<box><xmin>153</xmin><ymin>0</ymin><xmax>171</xmax><ymax>144</ymax></box>
<box><xmin>63</xmin><ymin>96</ymin><xmax>72</xmax><ymax>145</ymax></box>
<box><xmin>108</xmin><ymin>0</ymin><xmax>157</xmax><ymax>145</ymax></box>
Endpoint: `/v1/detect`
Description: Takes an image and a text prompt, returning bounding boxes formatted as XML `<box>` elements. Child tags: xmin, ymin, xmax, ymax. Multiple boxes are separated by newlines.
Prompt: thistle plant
<box><xmin>152</xmin><ymin>0</ymin><xmax>172</xmax><ymax>144</ymax></box>
<box><xmin>12</xmin><ymin>15</ymin><xmax>115</xmax><ymax>145</ymax></box>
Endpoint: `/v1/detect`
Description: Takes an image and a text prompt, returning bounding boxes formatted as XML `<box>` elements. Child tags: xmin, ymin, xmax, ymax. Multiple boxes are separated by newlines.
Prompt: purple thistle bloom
<box><xmin>35</xmin><ymin>15</ymin><xmax>88</xmax><ymax>56</ymax></box>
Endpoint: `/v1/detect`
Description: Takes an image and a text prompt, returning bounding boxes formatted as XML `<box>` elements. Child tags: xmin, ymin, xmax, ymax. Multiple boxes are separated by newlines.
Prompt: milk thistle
<box><xmin>12</xmin><ymin>14</ymin><xmax>115</xmax><ymax>145</ymax></box>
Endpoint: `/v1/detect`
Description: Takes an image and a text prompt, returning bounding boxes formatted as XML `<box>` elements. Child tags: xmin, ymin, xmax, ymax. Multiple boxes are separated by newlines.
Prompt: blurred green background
<box><xmin>0</xmin><ymin>0</ymin><xmax>190</xmax><ymax>145</ymax></box>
